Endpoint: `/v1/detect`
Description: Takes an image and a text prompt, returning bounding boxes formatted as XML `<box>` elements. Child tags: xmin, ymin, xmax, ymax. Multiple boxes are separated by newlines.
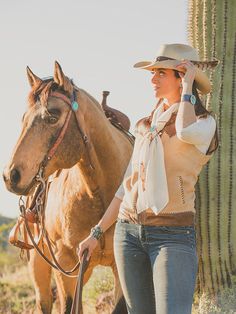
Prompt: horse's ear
<box><xmin>26</xmin><ymin>67</ymin><xmax>42</xmax><ymax>87</ymax></box>
<box><xmin>54</xmin><ymin>61</ymin><xmax>65</xmax><ymax>86</ymax></box>
<box><xmin>54</xmin><ymin>61</ymin><xmax>73</xmax><ymax>94</ymax></box>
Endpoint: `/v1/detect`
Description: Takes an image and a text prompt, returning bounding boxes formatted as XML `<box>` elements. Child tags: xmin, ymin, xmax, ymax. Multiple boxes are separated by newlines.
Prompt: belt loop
<box><xmin>120</xmin><ymin>219</ymin><xmax>130</xmax><ymax>224</ymax></box>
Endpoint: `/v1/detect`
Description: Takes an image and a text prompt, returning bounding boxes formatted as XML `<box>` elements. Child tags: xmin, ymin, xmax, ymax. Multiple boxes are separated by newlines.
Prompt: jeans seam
<box><xmin>187</xmin><ymin>232</ymin><xmax>196</xmax><ymax>250</ymax></box>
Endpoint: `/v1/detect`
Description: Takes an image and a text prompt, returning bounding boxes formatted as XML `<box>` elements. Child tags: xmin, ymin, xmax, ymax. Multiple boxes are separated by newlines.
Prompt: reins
<box><xmin>110</xmin><ymin>120</ymin><xmax>135</xmax><ymax>145</ymax></box>
<box><xmin>20</xmin><ymin>193</ymin><xmax>82</xmax><ymax>277</ymax></box>
<box><xmin>71</xmin><ymin>248</ymin><xmax>89</xmax><ymax>314</ymax></box>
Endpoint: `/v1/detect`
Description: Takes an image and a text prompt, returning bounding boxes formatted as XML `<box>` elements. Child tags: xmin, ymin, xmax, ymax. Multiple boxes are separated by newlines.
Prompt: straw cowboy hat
<box><xmin>134</xmin><ymin>43</ymin><xmax>219</xmax><ymax>94</ymax></box>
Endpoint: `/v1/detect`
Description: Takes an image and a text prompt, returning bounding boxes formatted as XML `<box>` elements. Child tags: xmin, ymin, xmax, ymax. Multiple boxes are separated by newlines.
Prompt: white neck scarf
<box><xmin>132</xmin><ymin>101</ymin><xmax>180</xmax><ymax>215</ymax></box>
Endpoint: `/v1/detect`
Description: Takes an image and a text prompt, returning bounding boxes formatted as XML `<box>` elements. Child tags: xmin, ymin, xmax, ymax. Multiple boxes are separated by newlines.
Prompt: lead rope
<box><xmin>70</xmin><ymin>248</ymin><xmax>89</xmax><ymax>314</ymax></box>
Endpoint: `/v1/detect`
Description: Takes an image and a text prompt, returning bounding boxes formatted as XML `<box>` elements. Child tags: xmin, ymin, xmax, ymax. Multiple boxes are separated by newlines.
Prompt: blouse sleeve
<box><xmin>115</xmin><ymin>158</ymin><xmax>132</xmax><ymax>200</ymax></box>
<box><xmin>176</xmin><ymin>115</ymin><xmax>216</xmax><ymax>154</ymax></box>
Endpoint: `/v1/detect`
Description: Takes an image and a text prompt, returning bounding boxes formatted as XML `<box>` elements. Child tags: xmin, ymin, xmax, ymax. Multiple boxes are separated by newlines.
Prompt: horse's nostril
<box><xmin>10</xmin><ymin>168</ymin><xmax>21</xmax><ymax>186</ymax></box>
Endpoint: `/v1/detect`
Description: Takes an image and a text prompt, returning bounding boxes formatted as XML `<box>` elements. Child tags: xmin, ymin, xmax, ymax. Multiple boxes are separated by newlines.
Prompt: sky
<box><xmin>0</xmin><ymin>0</ymin><xmax>188</xmax><ymax>218</ymax></box>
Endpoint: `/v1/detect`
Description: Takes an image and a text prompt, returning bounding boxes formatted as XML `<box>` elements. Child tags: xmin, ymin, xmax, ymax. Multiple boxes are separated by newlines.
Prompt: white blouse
<box><xmin>115</xmin><ymin>115</ymin><xmax>216</xmax><ymax>200</ymax></box>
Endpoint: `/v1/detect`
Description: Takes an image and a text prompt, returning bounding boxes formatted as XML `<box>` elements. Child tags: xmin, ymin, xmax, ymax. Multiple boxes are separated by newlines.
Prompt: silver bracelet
<box><xmin>90</xmin><ymin>225</ymin><xmax>103</xmax><ymax>240</ymax></box>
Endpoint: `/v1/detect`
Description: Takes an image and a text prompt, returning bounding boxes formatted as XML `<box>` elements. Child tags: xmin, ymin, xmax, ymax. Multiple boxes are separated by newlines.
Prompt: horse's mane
<box><xmin>77</xmin><ymin>88</ymin><xmax>103</xmax><ymax>112</ymax></box>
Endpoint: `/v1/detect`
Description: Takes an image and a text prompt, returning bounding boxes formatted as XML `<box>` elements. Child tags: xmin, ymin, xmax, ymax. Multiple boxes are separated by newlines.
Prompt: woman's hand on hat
<box><xmin>176</xmin><ymin>60</ymin><xmax>196</xmax><ymax>93</ymax></box>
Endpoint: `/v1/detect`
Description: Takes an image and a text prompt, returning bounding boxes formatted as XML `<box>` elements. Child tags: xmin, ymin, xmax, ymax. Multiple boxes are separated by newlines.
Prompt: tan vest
<box><xmin>118</xmin><ymin>115</ymin><xmax>213</xmax><ymax>226</ymax></box>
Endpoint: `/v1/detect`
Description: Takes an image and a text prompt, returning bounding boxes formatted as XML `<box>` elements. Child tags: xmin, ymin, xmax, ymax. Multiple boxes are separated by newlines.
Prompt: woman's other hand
<box><xmin>176</xmin><ymin>60</ymin><xmax>196</xmax><ymax>93</ymax></box>
<box><xmin>77</xmin><ymin>235</ymin><xmax>98</xmax><ymax>262</ymax></box>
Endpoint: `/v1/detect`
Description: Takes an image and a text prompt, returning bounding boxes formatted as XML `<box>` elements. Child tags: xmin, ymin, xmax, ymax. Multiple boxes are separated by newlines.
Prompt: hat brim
<box><xmin>134</xmin><ymin>59</ymin><xmax>211</xmax><ymax>94</ymax></box>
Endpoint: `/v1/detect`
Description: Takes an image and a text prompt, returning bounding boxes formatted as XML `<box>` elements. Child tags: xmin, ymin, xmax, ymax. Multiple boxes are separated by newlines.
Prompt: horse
<box><xmin>3</xmin><ymin>62</ymin><xmax>133</xmax><ymax>313</ymax></box>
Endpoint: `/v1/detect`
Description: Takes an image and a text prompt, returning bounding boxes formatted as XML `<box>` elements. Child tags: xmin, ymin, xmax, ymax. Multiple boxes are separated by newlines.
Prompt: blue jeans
<box><xmin>114</xmin><ymin>219</ymin><xmax>198</xmax><ymax>314</ymax></box>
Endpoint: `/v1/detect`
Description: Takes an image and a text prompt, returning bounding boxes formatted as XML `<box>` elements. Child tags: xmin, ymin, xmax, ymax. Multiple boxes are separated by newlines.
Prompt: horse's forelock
<box><xmin>28</xmin><ymin>80</ymin><xmax>51</xmax><ymax>108</ymax></box>
<box><xmin>27</xmin><ymin>80</ymin><xmax>65</xmax><ymax>108</ymax></box>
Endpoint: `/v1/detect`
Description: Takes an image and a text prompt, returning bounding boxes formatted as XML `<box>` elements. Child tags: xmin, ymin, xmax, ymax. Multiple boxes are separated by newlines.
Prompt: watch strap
<box><xmin>181</xmin><ymin>94</ymin><xmax>196</xmax><ymax>105</ymax></box>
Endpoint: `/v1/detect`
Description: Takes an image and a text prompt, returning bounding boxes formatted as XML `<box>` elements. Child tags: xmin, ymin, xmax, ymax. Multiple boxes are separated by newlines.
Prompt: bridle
<box><xmin>37</xmin><ymin>88</ymin><xmax>94</xmax><ymax>182</ymax></box>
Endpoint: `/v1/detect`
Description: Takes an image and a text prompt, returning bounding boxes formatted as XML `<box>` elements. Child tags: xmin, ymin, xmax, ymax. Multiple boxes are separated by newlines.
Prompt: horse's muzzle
<box><xmin>2</xmin><ymin>166</ymin><xmax>35</xmax><ymax>196</ymax></box>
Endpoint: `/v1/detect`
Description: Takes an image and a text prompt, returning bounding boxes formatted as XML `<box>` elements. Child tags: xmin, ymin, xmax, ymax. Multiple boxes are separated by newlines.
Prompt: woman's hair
<box><xmin>174</xmin><ymin>70</ymin><xmax>219</xmax><ymax>154</ymax></box>
<box><xmin>173</xmin><ymin>70</ymin><xmax>209</xmax><ymax>118</ymax></box>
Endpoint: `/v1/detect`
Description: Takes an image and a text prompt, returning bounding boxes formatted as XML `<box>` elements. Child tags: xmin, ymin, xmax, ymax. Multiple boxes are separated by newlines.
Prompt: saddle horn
<box><xmin>101</xmin><ymin>91</ymin><xmax>131</xmax><ymax>131</ymax></box>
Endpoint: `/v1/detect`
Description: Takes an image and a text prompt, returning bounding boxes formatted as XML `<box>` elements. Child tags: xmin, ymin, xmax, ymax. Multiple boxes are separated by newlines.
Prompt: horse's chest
<box><xmin>45</xmin><ymin>190</ymin><xmax>103</xmax><ymax>245</ymax></box>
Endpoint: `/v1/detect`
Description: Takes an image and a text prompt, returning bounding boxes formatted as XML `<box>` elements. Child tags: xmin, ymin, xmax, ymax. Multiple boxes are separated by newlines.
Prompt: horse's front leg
<box><xmin>28</xmin><ymin>245</ymin><xmax>53</xmax><ymax>314</ymax></box>
<box><xmin>54</xmin><ymin>266</ymin><xmax>94</xmax><ymax>314</ymax></box>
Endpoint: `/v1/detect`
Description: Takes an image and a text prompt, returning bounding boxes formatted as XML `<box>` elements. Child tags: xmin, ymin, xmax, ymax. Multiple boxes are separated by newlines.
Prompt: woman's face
<box><xmin>151</xmin><ymin>68</ymin><xmax>181</xmax><ymax>100</ymax></box>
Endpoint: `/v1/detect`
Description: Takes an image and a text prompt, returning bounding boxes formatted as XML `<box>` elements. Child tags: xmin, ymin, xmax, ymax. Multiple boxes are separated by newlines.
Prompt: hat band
<box><xmin>155</xmin><ymin>56</ymin><xmax>197</xmax><ymax>63</ymax></box>
<box><xmin>155</xmin><ymin>56</ymin><xmax>176</xmax><ymax>62</ymax></box>
<box><xmin>155</xmin><ymin>56</ymin><xmax>219</xmax><ymax>70</ymax></box>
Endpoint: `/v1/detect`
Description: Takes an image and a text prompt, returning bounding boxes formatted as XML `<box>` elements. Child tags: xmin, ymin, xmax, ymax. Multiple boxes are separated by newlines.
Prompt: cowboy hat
<box><xmin>133</xmin><ymin>44</ymin><xmax>219</xmax><ymax>94</ymax></box>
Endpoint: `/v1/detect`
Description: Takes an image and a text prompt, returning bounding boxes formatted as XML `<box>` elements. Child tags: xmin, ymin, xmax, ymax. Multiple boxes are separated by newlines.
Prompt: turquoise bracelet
<box><xmin>90</xmin><ymin>225</ymin><xmax>103</xmax><ymax>240</ymax></box>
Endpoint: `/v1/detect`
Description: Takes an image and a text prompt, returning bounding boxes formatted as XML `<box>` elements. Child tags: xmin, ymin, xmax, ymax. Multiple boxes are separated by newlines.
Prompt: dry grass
<box><xmin>0</xmin><ymin>263</ymin><xmax>35</xmax><ymax>313</ymax></box>
<box><xmin>1</xmin><ymin>251</ymin><xmax>236</xmax><ymax>313</ymax></box>
<box><xmin>0</xmin><ymin>255</ymin><xmax>114</xmax><ymax>314</ymax></box>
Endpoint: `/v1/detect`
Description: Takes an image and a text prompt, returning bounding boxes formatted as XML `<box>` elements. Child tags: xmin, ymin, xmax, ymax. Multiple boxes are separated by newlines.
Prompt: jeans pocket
<box><xmin>163</xmin><ymin>226</ymin><xmax>194</xmax><ymax>235</ymax></box>
<box><xmin>114</xmin><ymin>219</ymin><xmax>132</xmax><ymax>238</ymax></box>
<box><xmin>163</xmin><ymin>227</ymin><xmax>197</xmax><ymax>251</ymax></box>
<box><xmin>114</xmin><ymin>220</ymin><xmax>124</xmax><ymax>236</ymax></box>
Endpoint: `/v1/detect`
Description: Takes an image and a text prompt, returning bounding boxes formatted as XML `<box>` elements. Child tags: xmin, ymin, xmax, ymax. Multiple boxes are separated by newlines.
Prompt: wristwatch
<box><xmin>90</xmin><ymin>225</ymin><xmax>103</xmax><ymax>240</ymax></box>
<box><xmin>181</xmin><ymin>94</ymin><xmax>196</xmax><ymax>105</ymax></box>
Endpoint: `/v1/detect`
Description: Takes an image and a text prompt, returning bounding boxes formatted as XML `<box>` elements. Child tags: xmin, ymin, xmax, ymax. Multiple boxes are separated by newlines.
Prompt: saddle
<box><xmin>101</xmin><ymin>91</ymin><xmax>131</xmax><ymax>131</ymax></box>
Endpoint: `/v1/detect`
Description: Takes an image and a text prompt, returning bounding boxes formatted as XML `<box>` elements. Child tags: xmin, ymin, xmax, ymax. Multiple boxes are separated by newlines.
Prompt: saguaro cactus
<box><xmin>188</xmin><ymin>0</ymin><xmax>236</xmax><ymax>296</ymax></box>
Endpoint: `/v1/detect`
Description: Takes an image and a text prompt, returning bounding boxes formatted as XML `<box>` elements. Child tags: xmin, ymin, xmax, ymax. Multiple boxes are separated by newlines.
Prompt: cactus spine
<box><xmin>188</xmin><ymin>0</ymin><xmax>236</xmax><ymax>295</ymax></box>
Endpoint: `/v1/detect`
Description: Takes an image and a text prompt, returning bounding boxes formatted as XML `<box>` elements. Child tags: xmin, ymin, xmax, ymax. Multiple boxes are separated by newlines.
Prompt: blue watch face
<box><xmin>190</xmin><ymin>95</ymin><xmax>196</xmax><ymax>105</ymax></box>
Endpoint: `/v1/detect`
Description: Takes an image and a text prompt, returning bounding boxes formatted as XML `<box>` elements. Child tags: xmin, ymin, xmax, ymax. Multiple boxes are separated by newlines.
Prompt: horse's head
<box><xmin>3</xmin><ymin>62</ymin><xmax>93</xmax><ymax>195</ymax></box>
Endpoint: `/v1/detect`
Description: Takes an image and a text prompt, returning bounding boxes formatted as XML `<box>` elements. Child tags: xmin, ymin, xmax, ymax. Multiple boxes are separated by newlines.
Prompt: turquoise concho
<box><xmin>72</xmin><ymin>101</ymin><xmax>79</xmax><ymax>111</ymax></box>
<box><xmin>150</xmin><ymin>125</ymin><xmax>156</xmax><ymax>132</ymax></box>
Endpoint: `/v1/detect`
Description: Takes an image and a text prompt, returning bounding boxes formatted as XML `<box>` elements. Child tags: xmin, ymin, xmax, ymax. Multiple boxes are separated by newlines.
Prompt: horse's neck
<box><xmin>75</xmin><ymin>91</ymin><xmax>130</xmax><ymax>204</ymax></box>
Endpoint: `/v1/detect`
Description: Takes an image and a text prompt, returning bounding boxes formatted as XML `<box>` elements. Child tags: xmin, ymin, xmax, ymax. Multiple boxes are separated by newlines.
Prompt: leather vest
<box><xmin>118</xmin><ymin>114</ymin><xmax>212</xmax><ymax>226</ymax></box>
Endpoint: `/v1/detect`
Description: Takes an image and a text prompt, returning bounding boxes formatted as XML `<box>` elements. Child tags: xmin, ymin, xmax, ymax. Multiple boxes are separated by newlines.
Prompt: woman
<box><xmin>78</xmin><ymin>43</ymin><xmax>218</xmax><ymax>314</ymax></box>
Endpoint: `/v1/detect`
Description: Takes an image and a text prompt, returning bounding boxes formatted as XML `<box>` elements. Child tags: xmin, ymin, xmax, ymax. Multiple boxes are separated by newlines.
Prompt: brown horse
<box><xmin>3</xmin><ymin>62</ymin><xmax>133</xmax><ymax>313</ymax></box>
